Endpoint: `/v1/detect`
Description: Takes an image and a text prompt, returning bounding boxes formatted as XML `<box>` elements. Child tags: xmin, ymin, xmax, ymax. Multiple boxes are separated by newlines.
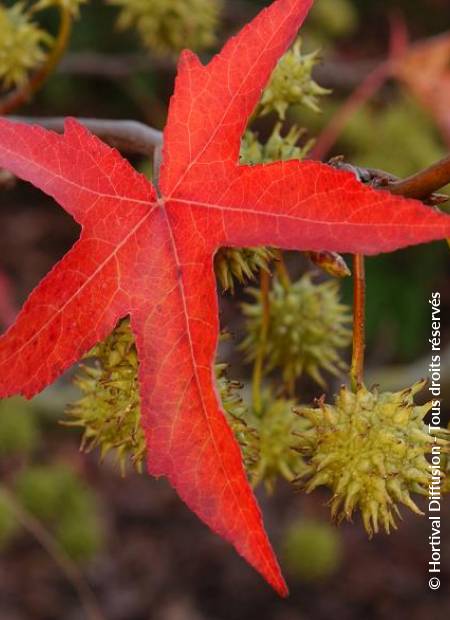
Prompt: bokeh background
<box><xmin>0</xmin><ymin>0</ymin><xmax>449</xmax><ymax>618</ymax></box>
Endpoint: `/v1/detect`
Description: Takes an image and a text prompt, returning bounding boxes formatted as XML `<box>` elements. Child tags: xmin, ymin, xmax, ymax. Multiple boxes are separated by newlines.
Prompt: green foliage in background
<box><xmin>0</xmin><ymin>396</ymin><xmax>103</xmax><ymax>562</ymax></box>
<box><xmin>0</xmin><ymin>397</ymin><xmax>39</xmax><ymax>456</ymax></box>
<box><xmin>0</xmin><ymin>494</ymin><xmax>19</xmax><ymax>549</ymax></box>
<box><xmin>341</xmin><ymin>95</ymin><xmax>446</xmax><ymax>179</ymax></box>
<box><xmin>282</xmin><ymin>519</ymin><xmax>342</xmax><ymax>582</ymax></box>
<box><xmin>15</xmin><ymin>464</ymin><xmax>103</xmax><ymax>560</ymax></box>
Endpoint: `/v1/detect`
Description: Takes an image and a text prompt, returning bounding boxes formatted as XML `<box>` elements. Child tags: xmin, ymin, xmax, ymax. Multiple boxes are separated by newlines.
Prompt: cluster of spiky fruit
<box><xmin>68</xmin><ymin>320</ymin><xmax>315</xmax><ymax>491</ymax></box>
<box><xmin>241</xmin><ymin>273</ymin><xmax>352</xmax><ymax>390</ymax></box>
<box><xmin>0</xmin><ymin>3</ymin><xmax>52</xmax><ymax>89</ymax></box>
<box><xmin>109</xmin><ymin>0</ymin><xmax>221</xmax><ymax>56</ymax></box>
<box><xmin>294</xmin><ymin>380</ymin><xmax>449</xmax><ymax>536</ymax></box>
<box><xmin>249</xmin><ymin>394</ymin><xmax>310</xmax><ymax>492</ymax></box>
<box><xmin>68</xmin><ymin>319</ymin><xmax>145</xmax><ymax>474</ymax></box>
<box><xmin>34</xmin><ymin>0</ymin><xmax>87</xmax><ymax>17</ymax></box>
<box><xmin>69</xmin><ymin>320</ymin><xmax>259</xmax><ymax>473</ymax></box>
<box><xmin>214</xmin><ymin>246</ymin><xmax>274</xmax><ymax>293</ymax></box>
<box><xmin>259</xmin><ymin>38</ymin><xmax>329</xmax><ymax>120</ymax></box>
<box><xmin>240</xmin><ymin>123</ymin><xmax>314</xmax><ymax>166</ymax></box>
<box><xmin>231</xmin><ymin>37</ymin><xmax>328</xmax><ymax>290</ymax></box>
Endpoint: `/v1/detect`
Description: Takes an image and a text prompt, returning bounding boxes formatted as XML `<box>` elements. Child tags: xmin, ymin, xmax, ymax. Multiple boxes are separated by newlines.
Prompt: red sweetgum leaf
<box><xmin>0</xmin><ymin>0</ymin><xmax>450</xmax><ymax>596</ymax></box>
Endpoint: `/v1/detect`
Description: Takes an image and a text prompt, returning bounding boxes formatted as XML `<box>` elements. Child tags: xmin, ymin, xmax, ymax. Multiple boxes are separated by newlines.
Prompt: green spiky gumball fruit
<box><xmin>294</xmin><ymin>381</ymin><xmax>449</xmax><ymax>536</ymax></box>
<box><xmin>260</xmin><ymin>38</ymin><xmax>329</xmax><ymax>120</ymax></box>
<box><xmin>240</xmin><ymin>123</ymin><xmax>313</xmax><ymax>165</ymax></box>
<box><xmin>250</xmin><ymin>395</ymin><xmax>310</xmax><ymax>492</ymax></box>
<box><xmin>109</xmin><ymin>0</ymin><xmax>221</xmax><ymax>56</ymax></box>
<box><xmin>214</xmin><ymin>246</ymin><xmax>274</xmax><ymax>293</ymax></box>
<box><xmin>33</xmin><ymin>0</ymin><xmax>87</xmax><ymax>17</ymax></box>
<box><xmin>69</xmin><ymin>320</ymin><xmax>257</xmax><ymax>472</ymax></box>
<box><xmin>241</xmin><ymin>274</ymin><xmax>352</xmax><ymax>390</ymax></box>
<box><xmin>0</xmin><ymin>3</ymin><xmax>52</xmax><ymax>89</ymax></box>
<box><xmin>68</xmin><ymin>320</ymin><xmax>145</xmax><ymax>474</ymax></box>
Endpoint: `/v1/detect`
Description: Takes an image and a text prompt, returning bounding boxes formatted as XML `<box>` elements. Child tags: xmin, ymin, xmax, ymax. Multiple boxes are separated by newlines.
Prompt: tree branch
<box><xmin>57</xmin><ymin>51</ymin><xmax>379</xmax><ymax>90</ymax></box>
<box><xmin>386</xmin><ymin>154</ymin><xmax>450</xmax><ymax>200</ymax></box>
<box><xmin>7</xmin><ymin>116</ymin><xmax>163</xmax><ymax>156</ymax></box>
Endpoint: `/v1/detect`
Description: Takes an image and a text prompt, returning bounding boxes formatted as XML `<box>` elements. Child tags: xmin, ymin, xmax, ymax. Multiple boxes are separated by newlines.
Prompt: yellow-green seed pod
<box><xmin>241</xmin><ymin>273</ymin><xmax>352</xmax><ymax>390</ymax></box>
<box><xmin>294</xmin><ymin>381</ymin><xmax>450</xmax><ymax>537</ymax></box>
<box><xmin>214</xmin><ymin>246</ymin><xmax>274</xmax><ymax>293</ymax></box>
<box><xmin>0</xmin><ymin>3</ymin><xmax>52</xmax><ymax>89</ymax></box>
<box><xmin>260</xmin><ymin>38</ymin><xmax>330</xmax><ymax>120</ymax></box>
<box><xmin>67</xmin><ymin>320</ymin><xmax>144</xmax><ymax>475</ymax></box>
<box><xmin>249</xmin><ymin>393</ymin><xmax>310</xmax><ymax>492</ymax></box>
<box><xmin>240</xmin><ymin>123</ymin><xmax>314</xmax><ymax>165</ymax></box>
<box><xmin>67</xmin><ymin>320</ymin><xmax>257</xmax><ymax>473</ymax></box>
<box><xmin>108</xmin><ymin>0</ymin><xmax>222</xmax><ymax>56</ymax></box>
<box><xmin>33</xmin><ymin>0</ymin><xmax>87</xmax><ymax>18</ymax></box>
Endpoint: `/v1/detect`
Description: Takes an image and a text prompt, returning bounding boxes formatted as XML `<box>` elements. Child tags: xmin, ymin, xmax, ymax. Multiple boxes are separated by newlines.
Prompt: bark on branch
<box><xmin>7</xmin><ymin>116</ymin><xmax>163</xmax><ymax>156</ymax></box>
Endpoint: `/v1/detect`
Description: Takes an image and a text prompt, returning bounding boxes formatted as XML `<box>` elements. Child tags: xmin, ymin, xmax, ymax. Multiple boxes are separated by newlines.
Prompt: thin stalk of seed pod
<box><xmin>350</xmin><ymin>254</ymin><xmax>366</xmax><ymax>392</ymax></box>
<box><xmin>0</xmin><ymin>6</ymin><xmax>72</xmax><ymax>115</ymax></box>
<box><xmin>273</xmin><ymin>250</ymin><xmax>291</xmax><ymax>291</ymax></box>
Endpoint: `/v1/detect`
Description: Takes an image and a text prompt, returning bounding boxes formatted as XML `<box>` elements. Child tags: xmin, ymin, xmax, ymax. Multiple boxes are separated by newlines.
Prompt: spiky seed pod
<box><xmin>240</xmin><ymin>123</ymin><xmax>314</xmax><ymax>165</ymax></box>
<box><xmin>241</xmin><ymin>273</ymin><xmax>352</xmax><ymax>390</ymax></box>
<box><xmin>67</xmin><ymin>320</ymin><xmax>145</xmax><ymax>474</ymax></box>
<box><xmin>108</xmin><ymin>0</ymin><xmax>221</xmax><ymax>56</ymax></box>
<box><xmin>214</xmin><ymin>246</ymin><xmax>274</xmax><ymax>293</ymax></box>
<box><xmin>294</xmin><ymin>381</ymin><xmax>450</xmax><ymax>537</ymax></box>
<box><xmin>228</xmin><ymin>120</ymin><xmax>314</xmax><ymax>295</ymax></box>
<box><xmin>215</xmin><ymin>364</ymin><xmax>260</xmax><ymax>471</ymax></box>
<box><xmin>0</xmin><ymin>3</ymin><xmax>52</xmax><ymax>89</ymax></box>
<box><xmin>33</xmin><ymin>0</ymin><xmax>87</xmax><ymax>17</ymax></box>
<box><xmin>260</xmin><ymin>38</ymin><xmax>330</xmax><ymax>120</ymax></box>
<box><xmin>68</xmin><ymin>320</ymin><xmax>256</xmax><ymax>472</ymax></box>
<box><xmin>250</xmin><ymin>394</ymin><xmax>310</xmax><ymax>492</ymax></box>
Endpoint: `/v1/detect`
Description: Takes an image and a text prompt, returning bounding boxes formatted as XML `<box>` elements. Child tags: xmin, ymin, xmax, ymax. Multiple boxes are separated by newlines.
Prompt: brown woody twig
<box><xmin>386</xmin><ymin>154</ymin><xmax>450</xmax><ymax>200</ymax></box>
<box><xmin>7</xmin><ymin>116</ymin><xmax>163</xmax><ymax>156</ymax></box>
<box><xmin>350</xmin><ymin>254</ymin><xmax>366</xmax><ymax>392</ymax></box>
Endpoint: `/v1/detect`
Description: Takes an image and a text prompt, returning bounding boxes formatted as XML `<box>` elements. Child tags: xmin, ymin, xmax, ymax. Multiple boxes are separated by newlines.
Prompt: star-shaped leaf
<box><xmin>0</xmin><ymin>0</ymin><xmax>449</xmax><ymax>595</ymax></box>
